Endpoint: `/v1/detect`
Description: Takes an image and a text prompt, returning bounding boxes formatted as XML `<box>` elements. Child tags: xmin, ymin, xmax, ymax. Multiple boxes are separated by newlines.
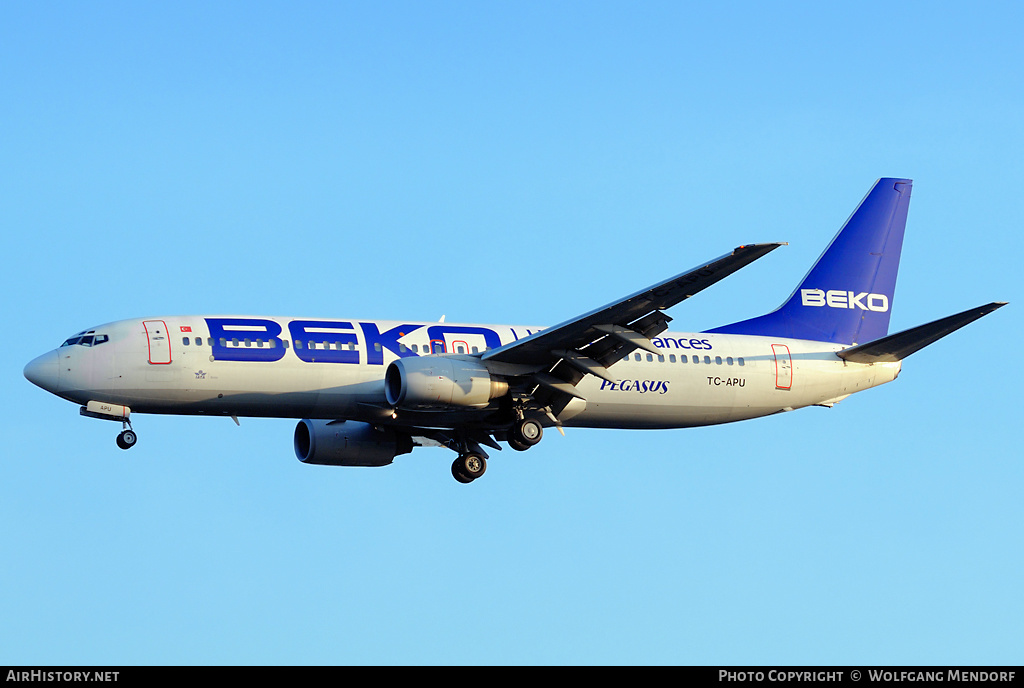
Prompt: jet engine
<box><xmin>294</xmin><ymin>419</ymin><xmax>413</xmax><ymax>467</ymax></box>
<box><xmin>384</xmin><ymin>357</ymin><xmax>508</xmax><ymax>410</ymax></box>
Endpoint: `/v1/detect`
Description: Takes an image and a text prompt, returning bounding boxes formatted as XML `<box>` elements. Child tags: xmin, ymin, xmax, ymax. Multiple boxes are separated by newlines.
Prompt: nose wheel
<box><xmin>116</xmin><ymin>423</ymin><xmax>137</xmax><ymax>450</ymax></box>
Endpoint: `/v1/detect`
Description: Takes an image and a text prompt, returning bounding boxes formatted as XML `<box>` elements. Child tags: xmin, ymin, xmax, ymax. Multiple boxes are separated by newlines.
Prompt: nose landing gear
<box><xmin>116</xmin><ymin>423</ymin><xmax>137</xmax><ymax>450</ymax></box>
<box><xmin>116</xmin><ymin>429</ymin><xmax>137</xmax><ymax>450</ymax></box>
<box><xmin>79</xmin><ymin>402</ymin><xmax>137</xmax><ymax>451</ymax></box>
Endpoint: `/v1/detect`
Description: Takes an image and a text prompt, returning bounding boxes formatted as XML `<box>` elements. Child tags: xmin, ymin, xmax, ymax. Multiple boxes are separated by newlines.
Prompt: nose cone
<box><xmin>24</xmin><ymin>351</ymin><xmax>61</xmax><ymax>393</ymax></box>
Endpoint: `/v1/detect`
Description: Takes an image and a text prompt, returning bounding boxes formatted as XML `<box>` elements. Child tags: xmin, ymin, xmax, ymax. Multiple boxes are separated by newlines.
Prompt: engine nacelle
<box><xmin>384</xmin><ymin>356</ymin><xmax>508</xmax><ymax>410</ymax></box>
<box><xmin>294</xmin><ymin>419</ymin><xmax>413</xmax><ymax>467</ymax></box>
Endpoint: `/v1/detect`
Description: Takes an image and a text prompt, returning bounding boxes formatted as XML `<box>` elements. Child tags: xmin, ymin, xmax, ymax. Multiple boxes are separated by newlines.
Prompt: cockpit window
<box><xmin>61</xmin><ymin>331</ymin><xmax>108</xmax><ymax>347</ymax></box>
<box><xmin>61</xmin><ymin>330</ymin><xmax>86</xmax><ymax>346</ymax></box>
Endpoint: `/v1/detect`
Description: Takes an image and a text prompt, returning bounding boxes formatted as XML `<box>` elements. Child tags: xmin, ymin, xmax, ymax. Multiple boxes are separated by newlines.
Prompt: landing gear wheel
<box><xmin>116</xmin><ymin>429</ymin><xmax>137</xmax><ymax>450</ymax></box>
<box><xmin>511</xmin><ymin>418</ymin><xmax>543</xmax><ymax>447</ymax></box>
<box><xmin>451</xmin><ymin>462</ymin><xmax>474</xmax><ymax>483</ymax></box>
<box><xmin>452</xmin><ymin>453</ymin><xmax>486</xmax><ymax>483</ymax></box>
<box><xmin>508</xmin><ymin>435</ymin><xmax>530</xmax><ymax>452</ymax></box>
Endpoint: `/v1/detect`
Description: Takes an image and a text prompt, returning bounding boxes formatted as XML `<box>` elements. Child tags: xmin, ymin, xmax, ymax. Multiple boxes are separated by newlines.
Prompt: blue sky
<box><xmin>2</xmin><ymin>1</ymin><xmax>1021</xmax><ymax>665</ymax></box>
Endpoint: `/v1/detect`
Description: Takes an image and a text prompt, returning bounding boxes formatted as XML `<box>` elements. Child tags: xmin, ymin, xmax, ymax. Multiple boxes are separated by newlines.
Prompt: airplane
<box><xmin>24</xmin><ymin>178</ymin><xmax>1006</xmax><ymax>483</ymax></box>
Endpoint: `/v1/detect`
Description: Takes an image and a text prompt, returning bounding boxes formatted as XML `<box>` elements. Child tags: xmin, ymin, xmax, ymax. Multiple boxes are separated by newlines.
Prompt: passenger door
<box><xmin>143</xmin><ymin>320</ymin><xmax>172</xmax><ymax>364</ymax></box>
<box><xmin>771</xmin><ymin>344</ymin><xmax>792</xmax><ymax>390</ymax></box>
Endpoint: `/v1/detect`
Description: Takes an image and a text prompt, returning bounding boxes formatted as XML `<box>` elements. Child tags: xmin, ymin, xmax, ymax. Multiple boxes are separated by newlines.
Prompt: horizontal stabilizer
<box><xmin>837</xmin><ymin>302</ymin><xmax>1007</xmax><ymax>363</ymax></box>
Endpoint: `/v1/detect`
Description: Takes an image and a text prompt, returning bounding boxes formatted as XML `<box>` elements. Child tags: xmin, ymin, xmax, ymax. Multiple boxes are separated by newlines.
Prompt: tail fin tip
<box><xmin>708</xmin><ymin>177</ymin><xmax>914</xmax><ymax>344</ymax></box>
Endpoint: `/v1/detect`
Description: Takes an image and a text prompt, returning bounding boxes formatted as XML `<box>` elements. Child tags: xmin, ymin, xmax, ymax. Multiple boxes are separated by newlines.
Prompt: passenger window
<box><xmin>704</xmin><ymin>356</ymin><xmax>711</xmax><ymax>364</ymax></box>
<box><xmin>634</xmin><ymin>353</ymin><xmax>641</xmax><ymax>361</ymax></box>
<box><xmin>657</xmin><ymin>355</ymin><xmax>664</xmax><ymax>362</ymax></box>
<box><xmin>472</xmin><ymin>346</ymin><xmax>479</xmax><ymax>353</ymax></box>
<box><xmin>669</xmin><ymin>354</ymin><xmax>676</xmax><ymax>362</ymax></box>
<box><xmin>244</xmin><ymin>338</ymin><xmax>251</xmax><ymax>347</ymax></box>
<box><xmin>692</xmin><ymin>355</ymin><xmax>699</xmax><ymax>364</ymax></box>
<box><xmin>738</xmin><ymin>357</ymin><xmax>745</xmax><ymax>366</ymax></box>
<box><xmin>194</xmin><ymin>337</ymin><xmax>202</xmax><ymax>346</ymax></box>
<box><xmin>727</xmin><ymin>357</ymin><xmax>733</xmax><ymax>365</ymax></box>
<box><xmin>715</xmin><ymin>356</ymin><xmax>722</xmax><ymax>365</ymax></box>
<box><xmin>182</xmin><ymin>337</ymin><xmax>190</xmax><ymax>346</ymax></box>
<box><xmin>231</xmin><ymin>338</ymin><xmax>239</xmax><ymax>347</ymax></box>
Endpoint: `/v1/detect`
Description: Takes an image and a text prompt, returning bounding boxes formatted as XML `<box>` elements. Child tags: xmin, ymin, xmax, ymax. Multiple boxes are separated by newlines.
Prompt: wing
<box><xmin>480</xmin><ymin>243</ymin><xmax>784</xmax><ymax>412</ymax></box>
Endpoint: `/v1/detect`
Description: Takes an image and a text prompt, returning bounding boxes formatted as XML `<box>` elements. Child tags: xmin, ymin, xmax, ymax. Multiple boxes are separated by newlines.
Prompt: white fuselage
<box><xmin>40</xmin><ymin>316</ymin><xmax>901</xmax><ymax>430</ymax></box>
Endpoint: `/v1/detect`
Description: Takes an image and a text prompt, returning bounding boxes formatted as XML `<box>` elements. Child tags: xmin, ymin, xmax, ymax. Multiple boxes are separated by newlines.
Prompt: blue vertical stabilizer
<box><xmin>707</xmin><ymin>178</ymin><xmax>912</xmax><ymax>345</ymax></box>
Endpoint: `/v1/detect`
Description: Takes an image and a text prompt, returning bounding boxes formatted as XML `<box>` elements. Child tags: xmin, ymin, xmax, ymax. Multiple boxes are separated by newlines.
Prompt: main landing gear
<box><xmin>451</xmin><ymin>453</ymin><xmax>487</xmax><ymax>483</ymax></box>
<box><xmin>448</xmin><ymin>417</ymin><xmax>545</xmax><ymax>484</ymax></box>
<box><xmin>508</xmin><ymin>417</ymin><xmax>543</xmax><ymax>452</ymax></box>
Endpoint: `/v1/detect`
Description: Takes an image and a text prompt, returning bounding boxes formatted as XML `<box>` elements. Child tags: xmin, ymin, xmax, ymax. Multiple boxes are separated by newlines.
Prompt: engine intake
<box><xmin>384</xmin><ymin>357</ymin><xmax>508</xmax><ymax>410</ymax></box>
<box><xmin>294</xmin><ymin>419</ymin><xmax>413</xmax><ymax>467</ymax></box>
